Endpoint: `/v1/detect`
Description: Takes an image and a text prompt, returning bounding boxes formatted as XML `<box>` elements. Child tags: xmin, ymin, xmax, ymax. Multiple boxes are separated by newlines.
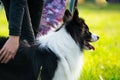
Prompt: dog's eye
<box><xmin>83</xmin><ymin>31</ymin><xmax>91</xmax><ymax>40</ymax></box>
<box><xmin>86</xmin><ymin>30</ymin><xmax>89</xmax><ymax>34</ymax></box>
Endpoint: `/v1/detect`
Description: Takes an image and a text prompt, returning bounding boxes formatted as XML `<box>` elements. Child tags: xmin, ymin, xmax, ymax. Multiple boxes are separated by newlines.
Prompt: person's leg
<box><xmin>20</xmin><ymin>0</ymin><xmax>35</xmax><ymax>45</ymax></box>
<box><xmin>1</xmin><ymin>0</ymin><xmax>35</xmax><ymax>44</ymax></box>
<box><xmin>0</xmin><ymin>1</ymin><xmax>34</xmax><ymax>79</ymax></box>
<box><xmin>37</xmin><ymin>0</ymin><xmax>67</xmax><ymax>36</ymax></box>
<box><xmin>28</xmin><ymin>0</ymin><xmax>44</xmax><ymax>37</ymax></box>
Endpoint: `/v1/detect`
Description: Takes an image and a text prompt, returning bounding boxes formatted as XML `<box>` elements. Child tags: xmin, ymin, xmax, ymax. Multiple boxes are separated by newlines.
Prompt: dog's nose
<box><xmin>97</xmin><ymin>36</ymin><xmax>99</xmax><ymax>40</ymax></box>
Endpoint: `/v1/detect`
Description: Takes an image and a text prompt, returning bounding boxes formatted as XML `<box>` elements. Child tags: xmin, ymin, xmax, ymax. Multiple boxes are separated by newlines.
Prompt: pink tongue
<box><xmin>89</xmin><ymin>45</ymin><xmax>95</xmax><ymax>50</ymax></box>
<box><xmin>85</xmin><ymin>42</ymin><xmax>95</xmax><ymax>50</ymax></box>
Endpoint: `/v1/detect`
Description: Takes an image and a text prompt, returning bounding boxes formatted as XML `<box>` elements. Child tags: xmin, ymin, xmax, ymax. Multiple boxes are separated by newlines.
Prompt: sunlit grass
<box><xmin>0</xmin><ymin>8</ymin><xmax>8</xmax><ymax>36</ymax></box>
<box><xmin>78</xmin><ymin>3</ymin><xmax>120</xmax><ymax>80</ymax></box>
<box><xmin>0</xmin><ymin>3</ymin><xmax>120</xmax><ymax>80</ymax></box>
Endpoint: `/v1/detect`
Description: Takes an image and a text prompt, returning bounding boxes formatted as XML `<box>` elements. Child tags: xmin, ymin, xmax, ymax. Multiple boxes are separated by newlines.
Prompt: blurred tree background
<box><xmin>78</xmin><ymin>0</ymin><xmax>106</xmax><ymax>4</ymax></box>
<box><xmin>78</xmin><ymin>0</ymin><xmax>120</xmax><ymax>3</ymax></box>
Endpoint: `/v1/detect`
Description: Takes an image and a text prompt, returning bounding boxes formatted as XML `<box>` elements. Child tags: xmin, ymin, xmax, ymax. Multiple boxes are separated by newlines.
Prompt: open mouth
<box><xmin>84</xmin><ymin>41</ymin><xmax>95</xmax><ymax>50</ymax></box>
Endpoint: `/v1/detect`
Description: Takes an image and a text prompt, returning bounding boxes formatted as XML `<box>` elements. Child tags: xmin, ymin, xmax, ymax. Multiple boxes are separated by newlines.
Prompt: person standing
<box><xmin>0</xmin><ymin>0</ymin><xmax>44</xmax><ymax>63</ymax></box>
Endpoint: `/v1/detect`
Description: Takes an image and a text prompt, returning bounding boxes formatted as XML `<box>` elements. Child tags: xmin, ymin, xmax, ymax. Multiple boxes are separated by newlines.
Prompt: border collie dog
<box><xmin>0</xmin><ymin>8</ymin><xmax>99</xmax><ymax>80</ymax></box>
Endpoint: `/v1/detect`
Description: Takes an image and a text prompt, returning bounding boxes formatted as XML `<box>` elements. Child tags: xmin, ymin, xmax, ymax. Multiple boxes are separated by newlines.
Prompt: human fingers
<box><xmin>1</xmin><ymin>47</ymin><xmax>16</xmax><ymax>63</ymax></box>
<box><xmin>11</xmin><ymin>52</ymin><xmax>16</xmax><ymax>59</ymax></box>
<box><xmin>0</xmin><ymin>47</ymin><xmax>4</xmax><ymax>56</ymax></box>
<box><xmin>1</xmin><ymin>51</ymin><xmax>13</xmax><ymax>63</ymax></box>
<box><xmin>0</xmin><ymin>48</ymin><xmax>7</xmax><ymax>62</ymax></box>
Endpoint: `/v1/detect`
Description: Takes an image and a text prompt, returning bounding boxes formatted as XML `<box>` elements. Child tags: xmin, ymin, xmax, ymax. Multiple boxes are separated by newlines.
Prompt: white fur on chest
<box><xmin>37</xmin><ymin>26</ymin><xmax>84</xmax><ymax>80</ymax></box>
<box><xmin>53</xmin><ymin>54</ymin><xmax>83</xmax><ymax>80</ymax></box>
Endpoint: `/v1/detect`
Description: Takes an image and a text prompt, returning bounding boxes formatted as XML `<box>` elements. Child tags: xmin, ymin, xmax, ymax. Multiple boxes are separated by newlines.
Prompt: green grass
<box><xmin>0</xmin><ymin>8</ymin><xmax>8</xmax><ymax>36</ymax></box>
<box><xmin>0</xmin><ymin>3</ymin><xmax>120</xmax><ymax>80</ymax></box>
<box><xmin>78</xmin><ymin>3</ymin><xmax>120</xmax><ymax>80</ymax></box>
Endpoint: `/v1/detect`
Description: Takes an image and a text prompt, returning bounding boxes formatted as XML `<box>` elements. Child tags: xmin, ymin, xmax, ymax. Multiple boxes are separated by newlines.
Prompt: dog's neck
<box><xmin>37</xmin><ymin>25</ymin><xmax>82</xmax><ymax>57</ymax></box>
<box><xmin>37</xmin><ymin>25</ymin><xmax>84</xmax><ymax>80</ymax></box>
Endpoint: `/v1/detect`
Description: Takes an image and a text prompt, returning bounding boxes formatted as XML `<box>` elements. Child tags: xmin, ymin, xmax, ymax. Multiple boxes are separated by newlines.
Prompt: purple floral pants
<box><xmin>37</xmin><ymin>0</ymin><xmax>66</xmax><ymax>36</ymax></box>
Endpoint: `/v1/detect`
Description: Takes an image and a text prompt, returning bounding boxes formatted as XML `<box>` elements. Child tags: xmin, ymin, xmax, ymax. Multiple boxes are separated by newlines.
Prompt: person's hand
<box><xmin>0</xmin><ymin>36</ymin><xmax>19</xmax><ymax>63</ymax></box>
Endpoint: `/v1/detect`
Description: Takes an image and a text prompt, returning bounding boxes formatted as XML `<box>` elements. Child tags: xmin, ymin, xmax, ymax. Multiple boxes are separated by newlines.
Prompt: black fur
<box><xmin>0</xmin><ymin>37</ymin><xmax>59</xmax><ymax>80</ymax></box>
<box><xmin>64</xmin><ymin>8</ymin><xmax>92</xmax><ymax>50</ymax></box>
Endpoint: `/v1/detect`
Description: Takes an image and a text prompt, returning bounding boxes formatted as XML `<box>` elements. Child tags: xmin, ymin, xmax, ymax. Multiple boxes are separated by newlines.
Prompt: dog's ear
<box><xmin>63</xmin><ymin>9</ymin><xmax>72</xmax><ymax>22</ymax></box>
<box><xmin>72</xmin><ymin>8</ymin><xmax>79</xmax><ymax>20</ymax></box>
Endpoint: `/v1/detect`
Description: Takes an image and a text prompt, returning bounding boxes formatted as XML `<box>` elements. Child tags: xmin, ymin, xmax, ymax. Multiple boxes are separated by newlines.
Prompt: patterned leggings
<box><xmin>37</xmin><ymin>0</ymin><xmax>66</xmax><ymax>36</ymax></box>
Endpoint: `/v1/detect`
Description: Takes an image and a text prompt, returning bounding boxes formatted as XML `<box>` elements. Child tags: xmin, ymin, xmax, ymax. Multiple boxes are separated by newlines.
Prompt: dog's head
<box><xmin>63</xmin><ymin>8</ymin><xmax>99</xmax><ymax>50</ymax></box>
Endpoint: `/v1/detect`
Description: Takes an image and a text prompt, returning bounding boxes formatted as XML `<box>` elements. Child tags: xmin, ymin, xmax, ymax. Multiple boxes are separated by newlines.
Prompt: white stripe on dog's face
<box><xmin>90</xmin><ymin>33</ymin><xmax>99</xmax><ymax>42</ymax></box>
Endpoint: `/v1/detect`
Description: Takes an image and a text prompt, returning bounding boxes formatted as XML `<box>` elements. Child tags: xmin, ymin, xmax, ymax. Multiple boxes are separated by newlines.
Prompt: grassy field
<box><xmin>0</xmin><ymin>3</ymin><xmax>120</xmax><ymax>80</ymax></box>
<box><xmin>0</xmin><ymin>8</ymin><xmax>8</xmax><ymax>36</ymax></box>
<box><xmin>78</xmin><ymin>3</ymin><xmax>120</xmax><ymax>80</ymax></box>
